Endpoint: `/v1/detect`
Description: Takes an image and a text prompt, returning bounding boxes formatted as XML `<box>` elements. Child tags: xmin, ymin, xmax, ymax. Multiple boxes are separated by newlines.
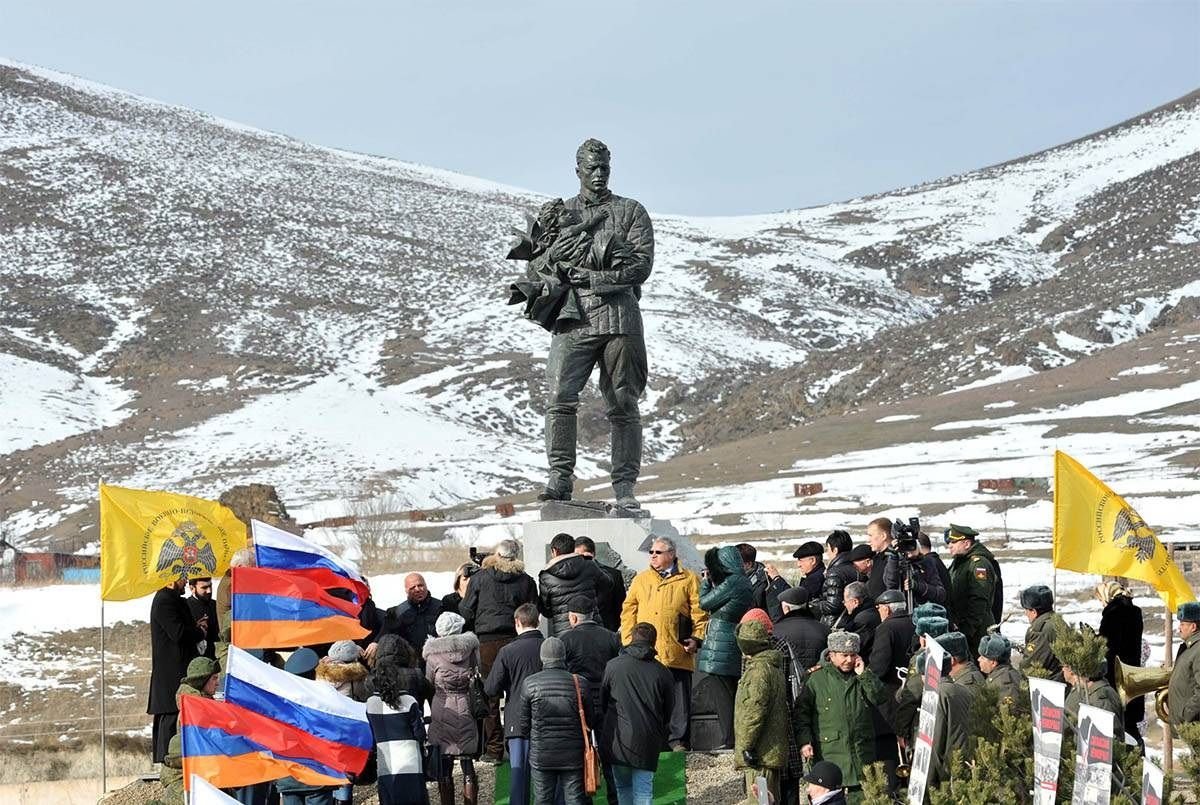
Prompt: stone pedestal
<box><xmin>521</xmin><ymin>503</ymin><xmax>703</xmax><ymax>577</ymax></box>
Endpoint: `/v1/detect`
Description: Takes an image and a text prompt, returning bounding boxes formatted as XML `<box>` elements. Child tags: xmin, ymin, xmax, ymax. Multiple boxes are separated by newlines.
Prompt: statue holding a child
<box><xmin>505</xmin><ymin>138</ymin><xmax>654</xmax><ymax>511</ymax></box>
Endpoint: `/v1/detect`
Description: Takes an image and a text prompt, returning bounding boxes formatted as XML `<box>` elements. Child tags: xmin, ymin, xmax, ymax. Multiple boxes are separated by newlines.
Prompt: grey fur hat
<box><xmin>827</xmin><ymin>630</ymin><xmax>861</xmax><ymax>654</ymax></box>
<box><xmin>1020</xmin><ymin>585</ymin><xmax>1054</xmax><ymax>613</ymax></box>
<box><xmin>978</xmin><ymin>633</ymin><xmax>1012</xmax><ymax>662</ymax></box>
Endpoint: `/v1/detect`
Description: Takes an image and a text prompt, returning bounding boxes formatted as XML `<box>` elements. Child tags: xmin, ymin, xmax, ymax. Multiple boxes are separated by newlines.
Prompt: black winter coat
<box><xmin>811</xmin><ymin>554</ymin><xmax>857</xmax><ymax>626</ymax></box>
<box><xmin>834</xmin><ymin>599</ymin><xmax>881</xmax><ymax>659</ymax></box>
<box><xmin>772</xmin><ymin>609</ymin><xmax>830</xmax><ymax>673</ymax></box>
<box><xmin>538</xmin><ymin>554</ymin><xmax>613</xmax><ymax>636</ymax></box>
<box><xmin>484</xmin><ymin>630</ymin><xmax>544</xmax><ymax>738</ymax></box>
<box><xmin>461</xmin><ymin>555</ymin><xmax>538</xmax><ymax>641</ymax></box>
<box><xmin>561</xmin><ymin>619</ymin><xmax>621</xmax><ymax>696</ymax></box>
<box><xmin>747</xmin><ymin>562</ymin><xmax>789</xmax><ymax>622</ymax></box>
<box><xmin>596</xmin><ymin>561</ymin><xmax>627</xmax><ymax>632</ymax></box>
<box><xmin>186</xmin><ymin>595</ymin><xmax>218</xmax><ymax>660</ymax></box>
<box><xmin>148</xmin><ymin>586</ymin><xmax>202</xmax><ymax>714</ymax></box>
<box><xmin>518</xmin><ymin>666</ymin><xmax>594</xmax><ymax>771</ymax></box>
<box><xmin>1099</xmin><ymin>595</ymin><xmax>1145</xmax><ymax>727</ymax></box>
<box><xmin>869</xmin><ymin>614</ymin><xmax>915</xmax><ymax>687</ymax></box>
<box><xmin>797</xmin><ymin>565</ymin><xmax>826</xmax><ymax>608</ymax></box>
<box><xmin>868</xmin><ymin>550</ymin><xmax>895</xmax><ymax>599</ymax></box>
<box><xmin>382</xmin><ymin>596</ymin><xmax>442</xmax><ymax>655</ymax></box>
<box><xmin>600</xmin><ymin>642</ymin><xmax>674</xmax><ymax>771</ymax></box>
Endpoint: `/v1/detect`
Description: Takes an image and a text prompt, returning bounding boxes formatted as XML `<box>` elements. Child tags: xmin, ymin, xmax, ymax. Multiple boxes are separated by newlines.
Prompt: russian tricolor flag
<box><xmin>251</xmin><ymin>519</ymin><xmax>369</xmax><ymax>606</ymax></box>
<box><xmin>224</xmin><ymin>645</ymin><xmax>372</xmax><ymax>774</ymax></box>
<box><xmin>180</xmin><ymin>694</ymin><xmax>349</xmax><ymax>791</ymax></box>
<box><xmin>231</xmin><ymin>566</ymin><xmax>369</xmax><ymax>648</ymax></box>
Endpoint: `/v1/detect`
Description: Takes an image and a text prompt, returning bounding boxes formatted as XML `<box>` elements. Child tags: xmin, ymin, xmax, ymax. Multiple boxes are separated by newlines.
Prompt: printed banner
<box><xmin>1029</xmin><ymin>677</ymin><xmax>1067</xmax><ymax>805</ymax></box>
<box><xmin>906</xmin><ymin>635</ymin><xmax>946</xmax><ymax>805</ymax></box>
<box><xmin>1071</xmin><ymin>703</ymin><xmax>1114</xmax><ymax>805</ymax></box>
<box><xmin>1142</xmin><ymin>758</ymin><xmax>1164</xmax><ymax>805</ymax></box>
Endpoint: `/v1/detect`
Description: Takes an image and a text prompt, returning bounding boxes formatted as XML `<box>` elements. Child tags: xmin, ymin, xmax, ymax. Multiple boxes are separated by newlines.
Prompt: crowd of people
<box><xmin>145</xmin><ymin>518</ymin><xmax>1195</xmax><ymax>805</ymax></box>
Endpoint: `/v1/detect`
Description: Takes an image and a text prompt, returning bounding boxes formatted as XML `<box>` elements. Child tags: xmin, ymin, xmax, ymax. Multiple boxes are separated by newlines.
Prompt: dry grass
<box><xmin>2</xmin><ymin>735</ymin><xmax>149</xmax><ymax>784</ymax></box>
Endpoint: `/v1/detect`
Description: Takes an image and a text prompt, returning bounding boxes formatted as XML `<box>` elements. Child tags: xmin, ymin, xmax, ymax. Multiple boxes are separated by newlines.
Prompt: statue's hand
<box><xmin>566</xmin><ymin>265</ymin><xmax>591</xmax><ymax>286</ymax></box>
<box><xmin>549</xmin><ymin>233</ymin><xmax>589</xmax><ymax>263</ymax></box>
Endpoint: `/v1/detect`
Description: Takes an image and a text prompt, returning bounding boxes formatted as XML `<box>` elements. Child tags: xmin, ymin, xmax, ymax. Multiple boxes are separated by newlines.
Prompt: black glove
<box><xmin>742</xmin><ymin>749</ymin><xmax>760</xmax><ymax>767</ymax></box>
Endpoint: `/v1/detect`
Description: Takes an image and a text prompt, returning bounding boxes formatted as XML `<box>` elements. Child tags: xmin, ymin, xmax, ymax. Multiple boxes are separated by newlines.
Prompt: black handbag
<box><xmin>424</xmin><ymin>742</ymin><xmax>445</xmax><ymax>781</ymax></box>
<box><xmin>468</xmin><ymin>668</ymin><xmax>490</xmax><ymax>720</ymax></box>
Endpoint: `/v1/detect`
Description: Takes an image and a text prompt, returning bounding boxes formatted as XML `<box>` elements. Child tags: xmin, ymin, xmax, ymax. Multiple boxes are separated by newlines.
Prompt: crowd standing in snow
<box><xmin>145</xmin><ymin>517</ymin><xmax>1197</xmax><ymax>805</ymax></box>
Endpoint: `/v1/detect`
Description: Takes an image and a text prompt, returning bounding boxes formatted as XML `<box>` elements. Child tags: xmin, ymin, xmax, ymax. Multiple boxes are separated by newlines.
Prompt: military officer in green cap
<box><xmin>1169</xmin><ymin>601</ymin><xmax>1200</xmax><ymax>727</ymax></box>
<box><xmin>1020</xmin><ymin>585</ymin><xmax>1065</xmax><ymax>681</ymax></box>
<box><xmin>944</xmin><ymin>524</ymin><xmax>1002</xmax><ymax>655</ymax></box>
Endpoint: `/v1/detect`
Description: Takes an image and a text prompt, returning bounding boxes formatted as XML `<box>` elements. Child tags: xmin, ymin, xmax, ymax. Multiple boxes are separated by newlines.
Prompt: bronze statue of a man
<box><xmin>524</xmin><ymin>138</ymin><xmax>654</xmax><ymax>509</ymax></box>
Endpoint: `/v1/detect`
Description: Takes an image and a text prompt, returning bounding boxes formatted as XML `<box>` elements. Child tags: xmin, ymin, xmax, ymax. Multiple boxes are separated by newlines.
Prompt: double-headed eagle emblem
<box><xmin>1113</xmin><ymin>508</ymin><xmax>1156</xmax><ymax>563</ymax></box>
<box><xmin>155</xmin><ymin>520</ymin><xmax>218</xmax><ymax>580</ymax></box>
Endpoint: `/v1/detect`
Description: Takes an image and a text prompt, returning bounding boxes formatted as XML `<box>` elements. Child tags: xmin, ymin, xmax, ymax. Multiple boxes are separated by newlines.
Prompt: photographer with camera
<box><xmin>869</xmin><ymin>517</ymin><xmax>947</xmax><ymax>611</ymax></box>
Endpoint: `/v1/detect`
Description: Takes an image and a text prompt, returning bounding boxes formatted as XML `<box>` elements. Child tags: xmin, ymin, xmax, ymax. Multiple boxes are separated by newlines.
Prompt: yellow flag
<box><xmin>1053</xmin><ymin>451</ymin><xmax>1195</xmax><ymax>611</ymax></box>
<box><xmin>100</xmin><ymin>484</ymin><xmax>247</xmax><ymax>601</ymax></box>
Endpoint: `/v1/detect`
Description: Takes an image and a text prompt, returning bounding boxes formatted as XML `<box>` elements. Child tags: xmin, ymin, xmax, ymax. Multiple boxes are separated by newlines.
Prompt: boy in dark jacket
<box><xmin>540</xmin><ymin>533</ymin><xmax>613</xmax><ymax>636</ymax></box>
<box><xmin>600</xmin><ymin>622</ymin><xmax>674</xmax><ymax>804</ymax></box>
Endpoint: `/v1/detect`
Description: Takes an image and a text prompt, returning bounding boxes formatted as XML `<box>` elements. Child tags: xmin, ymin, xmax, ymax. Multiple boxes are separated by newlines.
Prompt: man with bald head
<box><xmin>382</xmin><ymin>572</ymin><xmax>442</xmax><ymax>657</ymax></box>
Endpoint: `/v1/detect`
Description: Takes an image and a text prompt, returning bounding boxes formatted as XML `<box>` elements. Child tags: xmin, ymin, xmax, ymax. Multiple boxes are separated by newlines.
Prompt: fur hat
<box><xmin>939</xmin><ymin>631</ymin><xmax>969</xmax><ymax>660</ymax></box>
<box><xmin>827</xmin><ymin>630</ymin><xmax>861</xmax><ymax>654</ymax></box>
<box><xmin>913</xmin><ymin>602</ymin><xmax>947</xmax><ymax>622</ymax></box>
<box><xmin>540</xmin><ymin>636</ymin><xmax>566</xmax><ymax>668</ymax></box>
<box><xmin>1019</xmin><ymin>585</ymin><xmax>1054</xmax><ymax>613</ymax></box>
<box><xmin>978</xmin><ymin>633</ymin><xmax>1012</xmax><ymax>662</ymax></box>
<box><xmin>436</xmin><ymin>611</ymin><xmax>466</xmax><ymax>637</ymax></box>
<box><xmin>328</xmin><ymin>640</ymin><xmax>361</xmax><ymax>664</ymax></box>
<box><xmin>1180</xmin><ymin>602</ymin><xmax>1200</xmax><ymax>623</ymax></box>
<box><xmin>916</xmin><ymin>616</ymin><xmax>949</xmax><ymax>638</ymax></box>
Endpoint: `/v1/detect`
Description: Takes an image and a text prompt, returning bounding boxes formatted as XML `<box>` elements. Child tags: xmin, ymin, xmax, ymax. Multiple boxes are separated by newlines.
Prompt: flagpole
<box><xmin>100</xmin><ymin>596</ymin><xmax>107</xmax><ymax>795</ymax></box>
<box><xmin>1164</xmin><ymin>544</ymin><xmax>1175</xmax><ymax>777</ymax></box>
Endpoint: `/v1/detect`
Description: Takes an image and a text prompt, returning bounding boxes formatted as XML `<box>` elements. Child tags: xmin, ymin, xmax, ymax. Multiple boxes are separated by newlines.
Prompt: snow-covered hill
<box><xmin>1</xmin><ymin>58</ymin><xmax>1197</xmax><ymax>547</ymax></box>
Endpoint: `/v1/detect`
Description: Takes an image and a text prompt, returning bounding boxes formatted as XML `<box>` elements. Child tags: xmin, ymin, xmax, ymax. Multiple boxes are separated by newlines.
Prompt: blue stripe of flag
<box><xmin>256</xmin><ymin>544</ymin><xmax>357</xmax><ymax>580</ymax></box>
<box><xmin>223</xmin><ymin>676</ymin><xmax>372</xmax><ymax>751</ymax></box>
<box><xmin>181</xmin><ymin>725</ymin><xmax>345</xmax><ymax>779</ymax></box>
<box><xmin>232</xmin><ymin>592</ymin><xmax>354</xmax><ymax>622</ymax></box>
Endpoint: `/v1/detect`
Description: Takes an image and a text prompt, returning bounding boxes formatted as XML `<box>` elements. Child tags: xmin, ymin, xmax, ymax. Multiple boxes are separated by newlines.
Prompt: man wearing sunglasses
<box><xmin>620</xmin><ymin>536</ymin><xmax>707</xmax><ymax>751</ymax></box>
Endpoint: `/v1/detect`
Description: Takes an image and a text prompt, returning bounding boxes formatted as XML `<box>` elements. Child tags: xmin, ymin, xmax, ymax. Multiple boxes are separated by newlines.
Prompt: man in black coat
<box><xmin>519</xmin><ymin>636</ymin><xmax>595</xmax><ymax>804</ymax></box>
<box><xmin>575</xmin><ymin>536</ymin><xmax>626</xmax><ymax>632</ymax></box>
<box><xmin>485</xmin><ymin>603</ymin><xmax>544</xmax><ymax>805</ymax></box>
<box><xmin>811</xmin><ymin>531</ymin><xmax>858</xmax><ymax>626</ymax></box>
<box><xmin>148</xmin><ymin>578</ymin><xmax>206</xmax><ymax>763</ymax></box>
<box><xmin>773</xmin><ymin>587</ymin><xmax>831</xmax><ymax>673</ymax></box>
<box><xmin>462</xmin><ymin>538</ymin><xmax>539</xmax><ymax>760</ymax></box>
<box><xmin>381</xmin><ymin>572</ymin><xmax>442</xmax><ymax>657</ymax></box>
<box><xmin>185</xmin><ymin>577</ymin><xmax>219</xmax><ymax>660</ymax></box>
<box><xmin>1097</xmin><ymin>582</ymin><xmax>1145</xmax><ymax>751</ymax></box>
<box><xmin>866</xmin><ymin>517</ymin><xmax>900</xmax><ymax>599</ymax></box>
<box><xmin>869</xmin><ymin>589</ymin><xmax>915</xmax><ymax>792</ymax></box>
<box><xmin>561</xmin><ymin>594</ymin><xmax>621</xmax><ymax>699</ymax></box>
<box><xmin>539</xmin><ymin>532</ymin><xmax>613</xmax><ymax>636</ymax></box>
<box><xmin>600</xmin><ymin>622</ymin><xmax>674</xmax><ymax>801</ymax></box>
<box><xmin>837</xmin><ymin>581</ymin><xmax>880</xmax><ymax>658</ymax></box>
<box><xmin>738</xmin><ymin>542</ymin><xmax>789</xmax><ymax>622</ymax></box>
<box><xmin>918</xmin><ymin>533</ymin><xmax>953</xmax><ymax>609</ymax></box>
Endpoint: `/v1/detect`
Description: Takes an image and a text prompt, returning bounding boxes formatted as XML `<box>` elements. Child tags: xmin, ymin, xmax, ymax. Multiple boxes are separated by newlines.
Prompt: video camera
<box><xmin>467</xmin><ymin>546</ymin><xmax>491</xmax><ymax>572</ymax></box>
<box><xmin>891</xmin><ymin>516</ymin><xmax>921</xmax><ymax>555</ymax></box>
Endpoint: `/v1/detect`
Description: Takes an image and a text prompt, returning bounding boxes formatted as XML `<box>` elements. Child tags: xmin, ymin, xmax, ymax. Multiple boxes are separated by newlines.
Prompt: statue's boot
<box><xmin>613</xmin><ymin>482</ymin><xmax>640</xmax><ymax>510</ymax></box>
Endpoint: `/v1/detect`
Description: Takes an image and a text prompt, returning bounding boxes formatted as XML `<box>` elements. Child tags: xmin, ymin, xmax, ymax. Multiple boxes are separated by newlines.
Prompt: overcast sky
<box><xmin>2</xmin><ymin>1</ymin><xmax>1197</xmax><ymax>215</ymax></box>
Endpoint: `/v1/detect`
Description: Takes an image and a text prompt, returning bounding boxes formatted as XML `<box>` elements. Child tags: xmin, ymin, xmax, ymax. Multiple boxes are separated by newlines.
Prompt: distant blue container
<box><xmin>63</xmin><ymin>567</ymin><xmax>102</xmax><ymax>584</ymax></box>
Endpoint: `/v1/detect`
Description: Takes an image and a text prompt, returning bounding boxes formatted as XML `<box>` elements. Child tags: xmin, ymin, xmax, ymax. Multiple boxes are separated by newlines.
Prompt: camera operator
<box><xmin>871</xmin><ymin>518</ymin><xmax>947</xmax><ymax>609</ymax></box>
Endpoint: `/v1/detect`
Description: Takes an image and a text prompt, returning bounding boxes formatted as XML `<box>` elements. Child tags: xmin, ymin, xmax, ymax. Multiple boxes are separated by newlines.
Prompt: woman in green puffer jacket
<box><xmin>697</xmin><ymin>545</ymin><xmax>753</xmax><ymax>677</ymax></box>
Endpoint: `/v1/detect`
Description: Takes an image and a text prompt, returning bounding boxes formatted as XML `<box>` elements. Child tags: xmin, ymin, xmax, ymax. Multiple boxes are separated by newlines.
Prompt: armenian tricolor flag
<box><xmin>251</xmin><ymin>519</ymin><xmax>369</xmax><ymax>606</ymax></box>
<box><xmin>180</xmin><ymin>695</ymin><xmax>348</xmax><ymax>791</ymax></box>
<box><xmin>224</xmin><ymin>645</ymin><xmax>371</xmax><ymax>774</ymax></box>
<box><xmin>231</xmin><ymin>566</ymin><xmax>369</xmax><ymax>648</ymax></box>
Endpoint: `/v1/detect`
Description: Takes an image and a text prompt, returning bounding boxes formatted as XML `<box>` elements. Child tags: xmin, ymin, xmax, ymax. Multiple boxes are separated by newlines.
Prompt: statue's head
<box><xmin>575</xmin><ymin>138</ymin><xmax>611</xmax><ymax>195</ymax></box>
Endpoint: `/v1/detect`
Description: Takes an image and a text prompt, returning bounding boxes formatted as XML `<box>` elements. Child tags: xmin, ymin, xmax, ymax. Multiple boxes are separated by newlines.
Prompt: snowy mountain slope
<box><xmin>1</xmin><ymin>58</ymin><xmax>1196</xmax><ymax>548</ymax></box>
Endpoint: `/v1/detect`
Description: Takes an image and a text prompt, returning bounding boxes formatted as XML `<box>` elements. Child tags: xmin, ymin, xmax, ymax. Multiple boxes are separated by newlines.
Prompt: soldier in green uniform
<box><xmin>1168</xmin><ymin>602</ymin><xmax>1200</xmax><ymax>728</ymax></box>
<box><xmin>978</xmin><ymin>633</ymin><xmax>1026</xmax><ymax>711</ymax></box>
<box><xmin>930</xmin><ymin>632</ymin><xmax>978</xmax><ymax>787</ymax></box>
<box><xmin>1055</xmin><ymin>624</ymin><xmax>1124</xmax><ymax>736</ymax></box>
<box><xmin>795</xmin><ymin>630</ymin><xmax>887</xmax><ymax>805</ymax></box>
<box><xmin>944</xmin><ymin>524</ymin><xmax>1001</xmax><ymax>655</ymax></box>
<box><xmin>943</xmin><ymin>629</ymin><xmax>985</xmax><ymax>688</ymax></box>
<box><xmin>894</xmin><ymin>614</ymin><xmax>949</xmax><ymax>744</ymax></box>
<box><xmin>1021</xmin><ymin>585</ymin><xmax>1065</xmax><ymax>681</ymax></box>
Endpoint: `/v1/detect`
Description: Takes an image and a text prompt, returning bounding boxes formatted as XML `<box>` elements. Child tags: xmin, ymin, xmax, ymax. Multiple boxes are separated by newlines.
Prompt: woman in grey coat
<box><xmin>423</xmin><ymin>611</ymin><xmax>482</xmax><ymax>805</ymax></box>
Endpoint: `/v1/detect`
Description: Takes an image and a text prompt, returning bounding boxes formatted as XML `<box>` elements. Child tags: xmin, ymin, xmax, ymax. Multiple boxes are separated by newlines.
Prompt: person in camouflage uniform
<box><xmin>1021</xmin><ymin>585</ymin><xmax>1065</xmax><ymax>681</ymax></box>
<box><xmin>733</xmin><ymin>620</ymin><xmax>790</xmax><ymax>805</ymax></box>
<box><xmin>795</xmin><ymin>631</ymin><xmax>886</xmax><ymax>804</ymax></box>
<box><xmin>944</xmin><ymin>525</ymin><xmax>1001</xmax><ymax>655</ymax></box>
<box><xmin>978</xmin><ymin>633</ymin><xmax>1026</xmax><ymax>711</ymax></box>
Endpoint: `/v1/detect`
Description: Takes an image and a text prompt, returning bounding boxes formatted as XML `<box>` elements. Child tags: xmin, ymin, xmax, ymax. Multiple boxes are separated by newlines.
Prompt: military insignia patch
<box><xmin>974</xmin><ymin>566</ymin><xmax>989</xmax><ymax>580</ymax></box>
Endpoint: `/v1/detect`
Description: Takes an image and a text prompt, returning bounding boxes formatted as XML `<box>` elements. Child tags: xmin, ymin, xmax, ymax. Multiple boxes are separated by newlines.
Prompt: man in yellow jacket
<box><xmin>621</xmin><ymin>535</ymin><xmax>708</xmax><ymax>750</ymax></box>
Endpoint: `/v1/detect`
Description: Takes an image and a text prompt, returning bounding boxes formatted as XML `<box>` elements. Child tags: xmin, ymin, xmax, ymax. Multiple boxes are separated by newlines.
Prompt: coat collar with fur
<box><xmin>317</xmin><ymin>660</ymin><xmax>368</xmax><ymax>685</ymax></box>
<box><xmin>422</xmin><ymin>631</ymin><xmax>479</xmax><ymax>659</ymax></box>
<box><xmin>483</xmin><ymin>553</ymin><xmax>525</xmax><ymax>575</ymax></box>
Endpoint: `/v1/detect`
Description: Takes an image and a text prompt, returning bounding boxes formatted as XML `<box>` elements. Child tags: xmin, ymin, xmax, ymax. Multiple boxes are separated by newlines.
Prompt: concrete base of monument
<box><xmin>537</xmin><ymin>499</ymin><xmax>651</xmax><ymax>521</ymax></box>
<box><xmin>522</xmin><ymin>507</ymin><xmax>704</xmax><ymax>580</ymax></box>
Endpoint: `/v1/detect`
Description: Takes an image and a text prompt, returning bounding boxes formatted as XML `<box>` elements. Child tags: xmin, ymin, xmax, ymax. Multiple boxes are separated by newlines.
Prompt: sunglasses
<box><xmin>649</xmin><ymin>550</ymin><xmax>673</xmax><ymax>555</ymax></box>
